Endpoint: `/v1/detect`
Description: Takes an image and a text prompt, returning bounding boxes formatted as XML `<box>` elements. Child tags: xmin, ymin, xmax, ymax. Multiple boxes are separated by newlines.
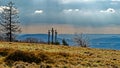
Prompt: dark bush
<box><xmin>5</xmin><ymin>50</ymin><xmax>55</xmax><ymax>65</ymax></box>
<box><xmin>0</xmin><ymin>51</ymin><xmax>8</xmax><ymax>56</ymax></box>
<box><xmin>62</xmin><ymin>39</ymin><xmax>69</xmax><ymax>46</ymax></box>
<box><xmin>0</xmin><ymin>48</ymin><xmax>11</xmax><ymax>56</ymax></box>
<box><xmin>5</xmin><ymin>50</ymin><xmax>41</xmax><ymax>64</ymax></box>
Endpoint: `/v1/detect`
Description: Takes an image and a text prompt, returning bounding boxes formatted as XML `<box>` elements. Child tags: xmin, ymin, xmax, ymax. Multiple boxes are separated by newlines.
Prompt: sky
<box><xmin>0</xmin><ymin>0</ymin><xmax>120</xmax><ymax>34</ymax></box>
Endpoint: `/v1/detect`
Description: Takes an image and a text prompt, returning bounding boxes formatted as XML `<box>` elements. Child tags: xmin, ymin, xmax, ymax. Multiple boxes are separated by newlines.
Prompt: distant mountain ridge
<box><xmin>92</xmin><ymin>36</ymin><xmax>120</xmax><ymax>43</ymax></box>
<box><xmin>17</xmin><ymin>34</ymin><xmax>120</xmax><ymax>50</ymax></box>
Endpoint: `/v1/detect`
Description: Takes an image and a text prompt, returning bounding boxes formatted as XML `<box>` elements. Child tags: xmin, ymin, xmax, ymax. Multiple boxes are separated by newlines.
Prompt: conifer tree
<box><xmin>0</xmin><ymin>1</ymin><xmax>21</xmax><ymax>42</ymax></box>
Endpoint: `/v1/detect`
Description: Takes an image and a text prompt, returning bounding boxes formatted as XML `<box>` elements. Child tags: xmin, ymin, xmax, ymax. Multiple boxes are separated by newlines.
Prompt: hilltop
<box><xmin>0</xmin><ymin>42</ymin><xmax>119</xmax><ymax>68</ymax></box>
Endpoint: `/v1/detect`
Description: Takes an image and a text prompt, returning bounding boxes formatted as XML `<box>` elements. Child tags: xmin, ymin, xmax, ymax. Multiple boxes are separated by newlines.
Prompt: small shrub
<box><xmin>62</xmin><ymin>39</ymin><xmax>69</xmax><ymax>46</ymax></box>
<box><xmin>73</xmin><ymin>33</ymin><xmax>89</xmax><ymax>47</ymax></box>
<box><xmin>5</xmin><ymin>50</ymin><xmax>41</xmax><ymax>64</ymax></box>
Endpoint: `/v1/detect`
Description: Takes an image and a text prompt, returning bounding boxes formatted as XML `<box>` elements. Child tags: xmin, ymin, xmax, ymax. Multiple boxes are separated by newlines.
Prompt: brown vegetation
<box><xmin>0</xmin><ymin>42</ymin><xmax>119</xmax><ymax>68</ymax></box>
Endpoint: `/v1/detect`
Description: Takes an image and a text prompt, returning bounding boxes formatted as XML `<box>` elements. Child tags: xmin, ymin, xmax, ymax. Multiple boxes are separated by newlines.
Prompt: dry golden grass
<box><xmin>0</xmin><ymin>42</ymin><xmax>119</xmax><ymax>68</ymax></box>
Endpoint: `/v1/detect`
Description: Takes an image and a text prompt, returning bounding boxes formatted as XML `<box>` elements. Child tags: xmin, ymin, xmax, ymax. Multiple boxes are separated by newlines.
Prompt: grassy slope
<box><xmin>0</xmin><ymin>42</ymin><xmax>120</xmax><ymax>68</ymax></box>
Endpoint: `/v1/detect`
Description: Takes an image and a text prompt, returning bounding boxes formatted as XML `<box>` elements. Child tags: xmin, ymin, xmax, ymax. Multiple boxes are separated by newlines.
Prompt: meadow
<box><xmin>0</xmin><ymin>42</ymin><xmax>120</xmax><ymax>68</ymax></box>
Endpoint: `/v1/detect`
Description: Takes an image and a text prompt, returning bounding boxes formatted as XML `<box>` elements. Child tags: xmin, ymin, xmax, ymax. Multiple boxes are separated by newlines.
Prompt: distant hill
<box><xmin>17</xmin><ymin>34</ymin><xmax>74</xmax><ymax>45</ymax></box>
<box><xmin>92</xmin><ymin>36</ymin><xmax>120</xmax><ymax>43</ymax></box>
<box><xmin>17</xmin><ymin>34</ymin><xmax>120</xmax><ymax>50</ymax></box>
<box><xmin>17</xmin><ymin>34</ymin><xmax>48</xmax><ymax>42</ymax></box>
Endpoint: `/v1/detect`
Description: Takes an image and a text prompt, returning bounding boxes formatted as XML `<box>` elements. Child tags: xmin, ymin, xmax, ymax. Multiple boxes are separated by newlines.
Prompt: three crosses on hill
<box><xmin>48</xmin><ymin>28</ymin><xmax>57</xmax><ymax>44</ymax></box>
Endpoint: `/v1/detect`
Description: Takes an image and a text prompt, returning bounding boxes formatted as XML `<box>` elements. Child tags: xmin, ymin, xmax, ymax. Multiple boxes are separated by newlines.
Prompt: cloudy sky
<box><xmin>0</xmin><ymin>0</ymin><xmax>120</xmax><ymax>34</ymax></box>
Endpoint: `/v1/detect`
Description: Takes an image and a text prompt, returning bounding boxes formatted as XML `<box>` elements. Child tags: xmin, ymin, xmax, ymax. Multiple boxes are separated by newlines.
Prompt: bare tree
<box><xmin>73</xmin><ymin>33</ymin><xmax>89</xmax><ymax>47</ymax></box>
<box><xmin>0</xmin><ymin>1</ymin><xmax>21</xmax><ymax>42</ymax></box>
